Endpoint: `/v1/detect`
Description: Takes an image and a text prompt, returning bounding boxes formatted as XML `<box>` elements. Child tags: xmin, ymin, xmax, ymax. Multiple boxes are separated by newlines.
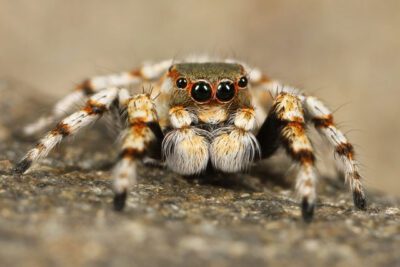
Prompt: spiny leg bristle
<box><xmin>113</xmin><ymin>190</ymin><xmax>127</xmax><ymax>211</ymax></box>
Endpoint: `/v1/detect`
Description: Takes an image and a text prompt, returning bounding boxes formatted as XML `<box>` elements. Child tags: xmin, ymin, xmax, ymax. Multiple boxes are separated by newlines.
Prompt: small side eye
<box><xmin>176</xmin><ymin>77</ymin><xmax>188</xmax><ymax>89</ymax></box>
<box><xmin>238</xmin><ymin>76</ymin><xmax>248</xmax><ymax>88</ymax></box>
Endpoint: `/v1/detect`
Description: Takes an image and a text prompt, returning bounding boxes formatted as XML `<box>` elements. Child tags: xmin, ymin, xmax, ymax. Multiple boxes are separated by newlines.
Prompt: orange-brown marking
<box><xmin>130</xmin><ymin>69</ymin><xmax>142</xmax><ymax>77</ymax></box>
<box><xmin>286</xmin><ymin>121</ymin><xmax>305</xmax><ymax>134</ymax></box>
<box><xmin>121</xmin><ymin>147</ymin><xmax>144</xmax><ymax>158</ymax></box>
<box><xmin>77</xmin><ymin>79</ymin><xmax>94</xmax><ymax>95</ymax></box>
<box><xmin>238</xmin><ymin>107</ymin><xmax>255</xmax><ymax>119</ymax></box>
<box><xmin>312</xmin><ymin>115</ymin><xmax>334</xmax><ymax>128</ymax></box>
<box><xmin>83</xmin><ymin>100</ymin><xmax>107</xmax><ymax>115</ymax></box>
<box><xmin>167</xmin><ymin>68</ymin><xmax>180</xmax><ymax>80</ymax></box>
<box><xmin>36</xmin><ymin>142</ymin><xmax>46</xmax><ymax>152</ymax></box>
<box><xmin>260</xmin><ymin>74</ymin><xmax>271</xmax><ymax>83</ymax></box>
<box><xmin>52</xmin><ymin>122</ymin><xmax>71</xmax><ymax>137</ymax></box>
<box><xmin>353</xmin><ymin>171</ymin><xmax>361</xmax><ymax>180</ymax></box>
<box><xmin>335</xmin><ymin>143</ymin><xmax>355</xmax><ymax>159</ymax></box>
<box><xmin>274</xmin><ymin>93</ymin><xmax>304</xmax><ymax>123</ymax></box>
<box><xmin>252</xmin><ymin>74</ymin><xmax>271</xmax><ymax>85</ymax></box>
<box><xmin>293</xmin><ymin>149</ymin><xmax>316</xmax><ymax>164</ymax></box>
<box><xmin>169</xmin><ymin>105</ymin><xmax>185</xmax><ymax>114</ymax></box>
<box><xmin>131</xmin><ymin>122</ymin><xmax>148</xmax><ymax>138</ymax></box>
<box><xmin>130</xmin><ymin>116</ymin><xmax>152</xmax><ymax>125</ymax></box>
<box><xmin>198</xmin><ymin>104</ymin><xmax>229</xmax><ymax>124</ymax></box>
<box><xmin>281</xmin><ymin>122</ymin><xmax>315</xmax><ymax>164</ymax></box>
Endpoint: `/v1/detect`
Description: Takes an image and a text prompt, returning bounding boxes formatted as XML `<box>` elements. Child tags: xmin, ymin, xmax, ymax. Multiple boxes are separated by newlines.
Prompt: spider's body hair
<box><xmin>163</xmin><ymin>127</ymin><xmax>211</xmax><ymax>175</ymax></box>
<box><xmin>15</xmin><ymin>57</ymin><xmax>367</xmax><ymax>221</ymax></box>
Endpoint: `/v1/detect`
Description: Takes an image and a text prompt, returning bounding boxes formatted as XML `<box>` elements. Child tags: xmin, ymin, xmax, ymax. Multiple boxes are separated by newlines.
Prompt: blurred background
<box><xmin>0</xmin><ymin>0</ymin><xmax>399</xmax><ymax>196</ymax></box>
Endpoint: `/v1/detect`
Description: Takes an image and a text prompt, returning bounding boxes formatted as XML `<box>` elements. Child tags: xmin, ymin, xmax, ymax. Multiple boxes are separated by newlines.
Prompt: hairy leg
<box><xmin>24</xmin><ymin>59</ymin><xmax>173</xmax><ymax>135</ymax></box>
<box><xmin>252</xmin><ymin>75</ymin><xmax>366</xmax><ymax>210</ymax></box>
<box><xmin>112</xmin><ymin>93</ymin><xmax>163</xmax><ymax>210</ymax></box>
<box><xmin>257</xmin><ymin>92</ymin><xmax>317</xmax><ymax>222</ymax></box>
<box><xmin>14</xmin><ymin>87</ymin><xmax>119</xmax><ymax>174</ymax></box>
<box><xmin>304</xmin><ymin>96</ymin><xmax>366</xmax><ymax>209</ymax></box>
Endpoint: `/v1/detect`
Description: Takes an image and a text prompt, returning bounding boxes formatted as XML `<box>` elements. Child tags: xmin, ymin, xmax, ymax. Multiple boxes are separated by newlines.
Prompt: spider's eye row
<box><xmin>191</xmin><ymin>81</ymin><xmax>212</xmax><ymax>103</ymax></box>
<box><xmin>216</xmin><ymin>81</ymin><xmax>235</xmax><ymax>102</ymax></box>
<box><xmin>176</xmin><ymin>77</ymin><xmax>188</xmax><ymax>89</ymax></box>
<box><xmin>238</xmin><ymin>76</ymin><xmax>248</xmax><ymax>88</ymax></box>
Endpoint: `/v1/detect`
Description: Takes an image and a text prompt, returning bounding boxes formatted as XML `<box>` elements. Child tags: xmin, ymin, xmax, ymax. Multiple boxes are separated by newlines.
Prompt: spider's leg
<box><xmin>112</xmin><ymin>93</ymin><xmax>163</xmax><ymax>211</ymax></box>
<box><xmin>14</xmin><ymin>87</ymin><xmax>119</xmax><ymax>174</ymax></box>
<box><xmin>24</xmin><ymin>59</ymin><xmax>173</xmax><ymax>136</ymax></box>
<box><xmin>252</xmin><ymin>75</ymin><xmax>367</xmax><ymax>210</ymax></box>
<box><xmin>23</xmin><ymin>90</ymin><xmax>87</xmax><ymax>136</ymax></box>
<box><xmin>256</xmin><ymin>92</ymin><xmax>317</xmax><ymax>222</ymax></box>
<box><xmin>304</xmin><ymin>96</ymin><xmax>366</xmax><ymax>210</ymax></box>
<box><xmin>210</xmin><ymin>106</ymin><xmax>260</xmax><ymax>173</ymax></box>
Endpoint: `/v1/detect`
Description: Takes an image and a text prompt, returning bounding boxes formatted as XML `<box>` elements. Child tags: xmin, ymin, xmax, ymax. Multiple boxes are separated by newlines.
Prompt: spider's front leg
<box><xmin>14</xmin><ymin>87</ymin><xmax>119</xmax><ymax>174</ymax></box>
<box><xmin>257</xmin><ymin>92</ymin><xmax>317</xmax><ymax>222</ymax></box>
<box><xmin>112</xmin><ymin>93</ymin><xmax>164</xmax><ymax>210</ymax></box>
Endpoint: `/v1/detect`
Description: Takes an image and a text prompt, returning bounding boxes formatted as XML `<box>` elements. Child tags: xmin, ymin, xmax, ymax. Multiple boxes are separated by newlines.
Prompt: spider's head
<box><xmin>166</xmin><ymin>63</ymin><xmax>249</xmax><ymax>105</ymax></box>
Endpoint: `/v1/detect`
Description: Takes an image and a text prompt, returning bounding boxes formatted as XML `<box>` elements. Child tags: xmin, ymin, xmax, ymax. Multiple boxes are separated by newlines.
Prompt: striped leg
<box><xmin>23</xmin><ymin>90</ymin><xmax>87</xmax><ymax>135</ymax></box>
<box><xmin>304</xmin><ymin>96</ymin><xmax>366</xmax><ymax>210</ymax></box>
<box><xmin>112</xmin><ymin>93</ymin><xmax>163</xmax><ymax>211</ymax></box>
<box><xmin>253</xmin><ymin>76</ymin><xmax>367</xmax><ymax>211</ymax></box>
<box><xmin>14</xmin><ymin>88</ymin><xmax>119</xmax><ymax>174</ymax></box>
<box><xmin>24</xmin><ymin>59</ymin><xmax>173</xmax><ymax>135</ymax></box>
<box><xmin>258</xmin><ymin>93</ymin><xmax>317</xmax><ymax>222</ymax></box>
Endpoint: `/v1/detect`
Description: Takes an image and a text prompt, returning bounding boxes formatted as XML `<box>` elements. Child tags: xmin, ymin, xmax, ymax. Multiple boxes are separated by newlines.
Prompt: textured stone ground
<box><xmin>0</xmin><ymin>81</ymin><xmax>399</xmax><ymax>267</ymax></box>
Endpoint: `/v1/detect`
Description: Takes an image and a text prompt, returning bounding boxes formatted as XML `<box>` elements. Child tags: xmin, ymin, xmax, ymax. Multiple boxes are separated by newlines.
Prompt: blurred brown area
<box><xmin>0</xmin><ymin>0</ymin><xmax>399</xmax><ymax>195</ymax></box>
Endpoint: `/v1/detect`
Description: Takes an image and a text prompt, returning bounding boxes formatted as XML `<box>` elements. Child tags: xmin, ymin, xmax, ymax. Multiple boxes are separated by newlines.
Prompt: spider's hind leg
<box><xmin>24</xmin><ymin>59</ymin><xmax>173</xmax><ymax>136</ymax></box>
<box><xmin>304</xmin><ymin>96</ymin><xmax>366</xmax><ymax>210</ymax></box>
<box><xmin>23</xmin><ymin>89</ymin><xmax>87</xmax><ymax>136</ymax></box>
<box><xmin>14</xmin><ymin>87</ymin><xmax>119</xmax><ymax>174</ymax></box>
<box><xmin>257</xmin><ymin>92</ymin><xmax>317</xmax><ymax>222</ymax></box>
<box><xmin>112</xmin><ymin>93</ymin><xmax>163</xmax><ymax>211</ymax></box>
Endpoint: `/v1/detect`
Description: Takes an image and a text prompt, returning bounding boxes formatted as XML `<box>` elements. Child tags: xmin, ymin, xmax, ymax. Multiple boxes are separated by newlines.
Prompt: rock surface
<box><xmin>0</xmin><ymin>82</ymin><xmax>399</xmax><ymax>267</ymax></box>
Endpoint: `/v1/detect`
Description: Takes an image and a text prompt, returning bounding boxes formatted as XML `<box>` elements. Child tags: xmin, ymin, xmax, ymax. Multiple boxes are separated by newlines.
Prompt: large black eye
<box><xmin>191</xmin><ymin>81</ymin><xmax>212</xmax><ymax>102</ymax></box>
<box><xmin>176</xmin><ymin>77</ymin><xmax>188</xmax><ymax>89</ymax></box>
<box><xmin>238</xmin><ymin>76</ymin><xmax>248</xmax><ymax>88</ymax></box>
<box><xmin>216</xmin><ymin>81</ymin><xmax>235</xmax><ymax>102</ymax></box>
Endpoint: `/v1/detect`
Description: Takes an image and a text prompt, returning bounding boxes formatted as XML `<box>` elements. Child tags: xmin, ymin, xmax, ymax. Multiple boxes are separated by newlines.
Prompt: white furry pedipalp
<box><xmin>162</xmin><ymin>128</ymin><xmax>210</xmax><ymax>175</ymax></box>
<box><xmin>210</xmin><ymin>127</ymin><xmax>260</xmax><ymax>173</ymax></box>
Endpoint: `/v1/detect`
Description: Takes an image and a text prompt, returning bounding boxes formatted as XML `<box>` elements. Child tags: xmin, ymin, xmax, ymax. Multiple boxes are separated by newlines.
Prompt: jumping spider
<box><xmin>13</xmin><ymin>57</ymin><xmax>367</xmax><ymax>222</ymax></box>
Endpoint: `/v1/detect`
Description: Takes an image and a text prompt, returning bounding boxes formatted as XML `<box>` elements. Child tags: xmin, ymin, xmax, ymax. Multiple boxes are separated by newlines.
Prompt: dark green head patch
<box><xmin>172</xmin><ymin>63</ymin><xmax>245</xmax><ymax>83</ymax></box>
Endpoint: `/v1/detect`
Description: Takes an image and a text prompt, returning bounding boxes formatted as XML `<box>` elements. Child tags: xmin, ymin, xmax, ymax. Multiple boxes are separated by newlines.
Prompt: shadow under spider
<box><xmin>181</xmin><ymin>163</ymin><xmax>294</xmax><ymax>193</ymax></box>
